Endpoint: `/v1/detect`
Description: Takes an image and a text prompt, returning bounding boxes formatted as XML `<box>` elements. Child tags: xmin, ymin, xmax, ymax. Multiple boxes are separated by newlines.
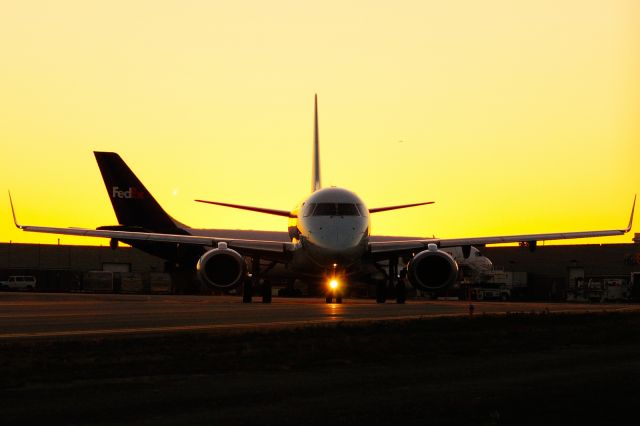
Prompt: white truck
<box><xmin>0</xmin><ymin>275</ymin><xmax>37</xmax><ymax>291</ymax></box>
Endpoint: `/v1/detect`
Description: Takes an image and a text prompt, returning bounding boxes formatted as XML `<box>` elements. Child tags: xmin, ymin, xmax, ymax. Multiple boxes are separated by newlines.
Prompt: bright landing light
<box><xmin>329</xmin><ymin>279</ymin><xmax>339</xmax><ymax>290</ymax></box>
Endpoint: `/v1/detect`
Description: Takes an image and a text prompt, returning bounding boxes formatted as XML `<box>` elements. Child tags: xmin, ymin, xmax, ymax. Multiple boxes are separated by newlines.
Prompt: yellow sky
<box><xmin>1</xmin><ymin>0</ymin><xmax>638</xmax><ymax>246</ymax></box>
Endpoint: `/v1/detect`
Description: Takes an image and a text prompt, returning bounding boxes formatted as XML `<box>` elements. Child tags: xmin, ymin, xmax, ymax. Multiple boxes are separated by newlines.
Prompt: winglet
<box><xmin>312</xmin><ymin>94</ymin><xmax>322</xmax><ymax>193</ymax></box>
<box><xmin>8</xmin><ymin>191</ymin><xmax>23</xmax><ymax>229</ymax></box>
<box><xmin>625</xmin><ymin>194</ymin><xmax>636</xmax><ymax>233</ymax></box>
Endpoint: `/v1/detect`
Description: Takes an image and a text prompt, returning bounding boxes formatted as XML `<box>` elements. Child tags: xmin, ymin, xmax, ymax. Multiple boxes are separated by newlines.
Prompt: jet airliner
<box><xmin>9</xmin><ymin>96</ymin><xmax>636</xmax><ymax>303</ymax></box>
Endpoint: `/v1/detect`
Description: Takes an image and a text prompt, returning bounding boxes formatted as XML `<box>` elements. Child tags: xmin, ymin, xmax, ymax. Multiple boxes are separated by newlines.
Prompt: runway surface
<box><xmin>1</xmin><ymin>292</ymin><xmax>638</xmax><ymax>340</ymax></box>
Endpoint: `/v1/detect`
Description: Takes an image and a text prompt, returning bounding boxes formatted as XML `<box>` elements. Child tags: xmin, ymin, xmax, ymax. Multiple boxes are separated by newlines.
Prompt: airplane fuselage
<box><xmin>288</xmin><ymin>187</ymin><xmax>370</xmax><ymax>276</ymax></box>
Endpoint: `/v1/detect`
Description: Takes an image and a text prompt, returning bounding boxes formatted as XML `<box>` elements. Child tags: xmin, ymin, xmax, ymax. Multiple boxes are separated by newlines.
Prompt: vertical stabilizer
<box><xmin>94</xmin><ymin>152</ymin><xmax>185</xmax><ymax>232</ymax></box>
<box><xmin>312</xmin><ymin>94</ymin><xmax>322</xmax><ymax>192</ymax></box>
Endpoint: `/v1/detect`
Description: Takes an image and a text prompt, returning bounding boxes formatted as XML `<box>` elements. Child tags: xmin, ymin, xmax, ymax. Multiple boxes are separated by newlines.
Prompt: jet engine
<box><xmin>407</xmin><ymin>244</ymin><xmax>459</xmax><ymax>291</ymax></box>
<box><xmin>196</xmin><ymin>243</ymin><xmax>245</xmax><ymax>289</ymax></box>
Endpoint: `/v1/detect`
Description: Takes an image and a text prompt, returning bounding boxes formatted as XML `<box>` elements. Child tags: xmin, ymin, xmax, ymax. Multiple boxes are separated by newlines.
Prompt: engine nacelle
<box><xmin>407</xmin><ymin>245</ymin><xmax>459</xmax><ymax>291</ymax></box>
<box><xmin>196</xmin><ymin>243</ymin><xmax>245</xmax><ymax>289</ymax></box>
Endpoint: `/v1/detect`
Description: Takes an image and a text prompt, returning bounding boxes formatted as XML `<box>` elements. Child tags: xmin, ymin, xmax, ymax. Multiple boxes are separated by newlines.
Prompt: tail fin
<box><xmin>312</xmin><ymin>94</ymin><xmax>322</xmax><ymax>192</ymax></box>
<box><xmin>94</xmin><ymin>152</ymin><xmax>184</xmax><ymax>232</ymax></box>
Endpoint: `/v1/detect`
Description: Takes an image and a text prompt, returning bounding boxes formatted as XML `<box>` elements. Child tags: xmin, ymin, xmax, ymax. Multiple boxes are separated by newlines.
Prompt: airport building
<box><xmin>0</xmin><ymin>242</ymin><xmax>170</xmax><ymax>293</ymax></box>
<box><xmin>480</xmin><ymin>240</ymin><xmax>640</xmax><ymax>301</ymax></box>
<box><xmin>2</xmin><ymin>238</ymin><xmax>640</xmax><ymax>300</ymax></box>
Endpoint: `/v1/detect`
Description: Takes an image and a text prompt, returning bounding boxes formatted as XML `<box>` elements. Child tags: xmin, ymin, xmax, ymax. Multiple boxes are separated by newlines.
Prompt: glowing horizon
<box><xmin>1</xmin><ymin>1</ymin><xmax>638</xmax><ymax>247</ymax></box>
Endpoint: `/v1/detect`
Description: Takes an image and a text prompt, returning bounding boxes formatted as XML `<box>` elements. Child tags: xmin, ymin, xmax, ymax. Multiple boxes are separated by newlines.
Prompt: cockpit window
<box><xmin>303</xmin><ymin>203</ymin><xmax>316</xmax><ymax>217</ymax></box>
<box><xmin>311</xmin><ymin>203</ymin><xmax>361</xmax><ymax>216</ymax></box>
<box><xmin>313</xmin><ymin>203</ymin><xmax>339</xmax><ymax>216</ymax></box>
<box><xmin>336</xmin><ymin>203</ymin><xmax>360</xmax><ymax>216</ymax></box>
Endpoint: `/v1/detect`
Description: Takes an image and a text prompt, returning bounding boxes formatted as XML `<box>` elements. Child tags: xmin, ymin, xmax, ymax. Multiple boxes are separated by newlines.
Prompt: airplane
<box><xmin>9</xmin><ymin>95</ymin><xmax>636</xmax><ymax>304</ymax></box>
<box><xmin>441</xmin><ymin>246</ymin><xmax>493</xmax><ymax>282</ymax></box>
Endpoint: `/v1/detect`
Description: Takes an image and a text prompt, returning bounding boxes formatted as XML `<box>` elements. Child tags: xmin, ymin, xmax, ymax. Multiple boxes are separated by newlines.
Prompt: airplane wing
<box><xmin>9</xmin><ymin>193</ymin><xmax>295</xmax><ymax>259</ymax></box>
<box><xmin>370</xmin><ymin>195</ymin><xmax>636</xmax><ymax>257</ymax></box>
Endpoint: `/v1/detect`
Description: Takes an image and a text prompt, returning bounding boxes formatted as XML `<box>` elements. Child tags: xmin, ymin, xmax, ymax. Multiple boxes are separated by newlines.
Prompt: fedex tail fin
<box><xmin>312</xmin><ymin>94</ymin><xmax>321</xmax><ymax>192</ymax></box>
<box><xmin>94</xmin><ymin>152</ymin><xmax>186</xmax><ymax>233</ymax></box>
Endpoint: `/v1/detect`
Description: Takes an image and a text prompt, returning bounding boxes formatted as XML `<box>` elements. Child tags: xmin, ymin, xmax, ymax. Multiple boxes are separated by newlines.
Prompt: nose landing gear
<box><xmin>325</xmin><ymin>289</ymin><xmax>343</xmax><ymax>304</ymax></box>
<box><xmin>325</xmin><ymin>264</ymin><xmax>344</xmax><ymax>304</ymax></box>
<box><xmin>325</xmin><ymin>274</ymin><xmax>344</xmax><ymax>303</ymax></box>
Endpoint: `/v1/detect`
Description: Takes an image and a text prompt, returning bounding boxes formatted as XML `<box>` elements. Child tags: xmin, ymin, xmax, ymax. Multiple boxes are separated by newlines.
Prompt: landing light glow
<box><xmin>329</xmin><ymin>279</ymin><xmax>339</xmax><ymax>290</ymax></box>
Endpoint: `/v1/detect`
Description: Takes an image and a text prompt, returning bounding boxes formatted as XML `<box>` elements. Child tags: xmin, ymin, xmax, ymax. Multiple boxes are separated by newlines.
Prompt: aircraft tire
<box><xmin>376</xmin><ymin>282</ymin><xmax>387</xmax><ymax>304</ymax></box>
<box><xmin>396</xmin><ymin>281</ymin><xmax>406</xmax><ymax>304</ymax></box>
<box><xmin>242</xmin><ymin>279</ymin><xmax>253</xmax><ymax>303</ymax></box>
<box><xmin>262</xmin><ymin>279</ymin><xmax>272</xmax><ymax>303</ymax></box>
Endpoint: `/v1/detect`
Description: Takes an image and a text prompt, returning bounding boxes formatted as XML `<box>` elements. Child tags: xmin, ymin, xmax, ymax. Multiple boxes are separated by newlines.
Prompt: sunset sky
<box><xmin>1</xmin><ymin>0</ymin><xmax>638</xmax><ymax>246</ymax></box>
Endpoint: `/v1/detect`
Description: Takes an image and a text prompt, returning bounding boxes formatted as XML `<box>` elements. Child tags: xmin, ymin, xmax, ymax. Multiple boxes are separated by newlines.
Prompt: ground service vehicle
<box><xmin>1</xmin><ymin>275</ymin><xmax>36</xmax><ymax>291</ymax></box>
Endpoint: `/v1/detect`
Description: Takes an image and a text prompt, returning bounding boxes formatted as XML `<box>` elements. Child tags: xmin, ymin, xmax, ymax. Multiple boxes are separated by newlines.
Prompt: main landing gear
<box><xmin>376</xmin><ymin>257</ymin><xmax>406</xmax><ymax>304</ymax></box>
<box><xmin>242</xmin><ymin>257</ymin><xmax>276</xmax><ymax>304</ymax></box>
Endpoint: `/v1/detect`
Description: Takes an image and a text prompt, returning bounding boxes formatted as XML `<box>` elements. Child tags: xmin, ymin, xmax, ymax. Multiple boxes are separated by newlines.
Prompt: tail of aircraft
<box><xmin>312</xmin><ymin>94</ymin><xmax>322</xmax><ymax>193</ymax></box>
<box><xmin>94</xmin><ymin>152</ymin><xmax>187</xmax><ymax>233</ymax></box>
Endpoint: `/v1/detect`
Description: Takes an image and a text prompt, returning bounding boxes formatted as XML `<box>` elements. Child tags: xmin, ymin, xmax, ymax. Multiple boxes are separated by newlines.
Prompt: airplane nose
<box><xmin>305</xmin><ymin>216</ymin><xmax>367</xmax><ymax>256</ymax></box>
<box><xmin>313</xmin><ymin>231</ymin><xmax>355</xmax><ymax>250</ymax></box>
<box><xmin>310</xmin><ymin>225</ymin><xmax>363</xmax><ymax>252</ymax></box>
<box><xmin>335</xmin><ymin>229</ymin><xmax>356</xmax><ymax>246</ymax></box>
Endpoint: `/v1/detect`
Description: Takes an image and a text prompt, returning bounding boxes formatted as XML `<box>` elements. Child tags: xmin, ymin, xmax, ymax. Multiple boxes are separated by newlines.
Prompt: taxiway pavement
<box><xmin>1</xmin><ymin>292</ymin><xmax>638</xmax><ymax>340</ymax></box>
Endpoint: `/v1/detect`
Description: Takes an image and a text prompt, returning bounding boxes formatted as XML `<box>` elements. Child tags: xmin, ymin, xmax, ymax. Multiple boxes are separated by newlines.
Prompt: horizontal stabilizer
<box><xmin>195</xmin><ymin>199</ymin><xmax>294</xmax><ymax>217</ymax></box>
<box><xmin>369</xmin><ymin>201</ymin><xmax>435</xmax><ymax>214</ymax></box>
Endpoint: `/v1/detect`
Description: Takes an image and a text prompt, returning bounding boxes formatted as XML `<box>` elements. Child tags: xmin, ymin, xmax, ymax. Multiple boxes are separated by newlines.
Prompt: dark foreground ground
<box><xmin>2</xmin><ymin>311</ymin><xmax>640</xmax><ymax>425</ymax></box>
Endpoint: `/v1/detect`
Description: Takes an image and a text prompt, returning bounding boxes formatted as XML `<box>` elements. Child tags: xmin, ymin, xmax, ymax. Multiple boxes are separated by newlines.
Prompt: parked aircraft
<box><xmin>441</xmin><ymin>246</ymin><xmax>493</xmax><ymax>281</ymax></box>
<box><xmin>9</xmin><ymin>96</ymin><xmax>635</xmax><ymax>303</ymax></box>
